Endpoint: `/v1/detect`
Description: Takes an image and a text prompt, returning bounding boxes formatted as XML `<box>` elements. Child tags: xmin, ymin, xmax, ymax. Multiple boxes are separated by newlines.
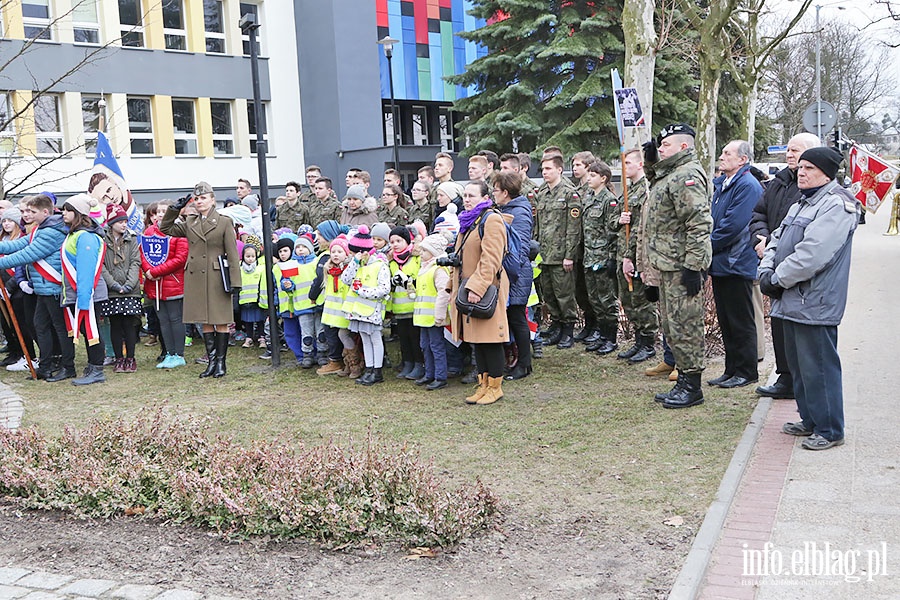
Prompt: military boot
<box><xmin>589</xmin><ymin>324</ymin><xmax>618</xmax><ymax>355</ymax></box>
<box><xmin>556</xmin><ymin>323</ymin><xmax>575</xmax><ymax>349</ymax></box>
<box><xmin>582</xmin><ymin>328</ymin><xmax>603</xmax><ymax>345</ymax></box>
<box><xmin>663</xmin><ymin>372</ymin><xmax>704</xmax><ymax>409</ymax></box>
<box><xmin>544</xmin><ymin>322</ymin><xmax>563</xmax><ymax>346</ymax></box>
<box><xmin>617</xmin><ymin>332</ymin><xmax>641</xmax><ymax>360</ymax></box>
<box><xmin>628</xmin><ymin>334</ymin><xmax>657</xmax><ymax>364</ymax></box>
<box><xmin>574</xmin><ymin>319</ymin><xmax>595</xmax><ymax>343</ymax></box>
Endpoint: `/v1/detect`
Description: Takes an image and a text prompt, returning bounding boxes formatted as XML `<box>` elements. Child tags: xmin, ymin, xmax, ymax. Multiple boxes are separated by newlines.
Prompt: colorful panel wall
<box><xmin>376</xmin><ymin>0</ymin><xmax>487</xmax><ymax>101</ymax></box>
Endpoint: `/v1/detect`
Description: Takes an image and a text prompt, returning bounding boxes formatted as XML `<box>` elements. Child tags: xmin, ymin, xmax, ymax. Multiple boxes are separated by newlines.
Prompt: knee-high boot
<box><xmin>213</xmin><ymin>332</ymin><xmax>229</xmax><ymax>378</ymax></box>
<box><xmin>199</xmin><ymin>332</ymin><xmax>217</xmax><ymax>378</ymax></box>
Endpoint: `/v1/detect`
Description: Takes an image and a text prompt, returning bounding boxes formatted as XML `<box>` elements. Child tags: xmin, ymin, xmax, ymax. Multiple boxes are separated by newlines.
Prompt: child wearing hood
<box><xmin>412</xmin><ymin>233</ymin><xmax>453</xmax><ymax>390</ymax></box>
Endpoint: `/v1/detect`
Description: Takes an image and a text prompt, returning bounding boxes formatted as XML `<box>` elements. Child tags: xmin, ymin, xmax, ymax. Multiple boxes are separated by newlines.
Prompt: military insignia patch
<box><xmin>685</xmin><ymin>180</ymin><xmax>696</xmax><ymax>186</ymax></box>
<box><xmin>570</xmin><ymin>207</ymin><xmax>581</xmax><ymax>218</ymax></box>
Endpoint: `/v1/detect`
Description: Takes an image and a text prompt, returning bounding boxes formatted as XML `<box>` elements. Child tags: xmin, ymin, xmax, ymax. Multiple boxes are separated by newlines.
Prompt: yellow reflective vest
<box><xmin>389</xmin><ymin>255</ymin><xmax>420</xmax><ymax>316</ymax></box>
<box><xmin>412</xmin><ymin>263</ymin><xmax>448</xmax><ymax>327</ymax></box>
<box><xmin>343</xmin><ymin>260</ymin><xmax>387</xmax><ymax>318</ymax></box>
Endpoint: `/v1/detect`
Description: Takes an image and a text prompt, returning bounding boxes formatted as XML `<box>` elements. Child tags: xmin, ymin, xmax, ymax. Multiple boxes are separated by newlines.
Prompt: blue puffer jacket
<box><xmin>0</xmin><ymin>214</ymin><xmax>67</xmax><ymax>296</ymax></box>
<box><xmin>497</xmin><ymin>196</ymin><xmax>534</xmax><ymax>306</ymax></box>
<box><xmin>710</xmin><ymin>164</ymin><xmax>762</xmax><ymax>279</ymax></box>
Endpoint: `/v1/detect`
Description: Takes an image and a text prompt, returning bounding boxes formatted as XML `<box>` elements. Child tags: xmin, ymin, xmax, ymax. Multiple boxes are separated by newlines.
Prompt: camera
<box><xmin>436</xmin><ymin>252</ymin><xmax>461</xmax><ymax>268</ymax></box>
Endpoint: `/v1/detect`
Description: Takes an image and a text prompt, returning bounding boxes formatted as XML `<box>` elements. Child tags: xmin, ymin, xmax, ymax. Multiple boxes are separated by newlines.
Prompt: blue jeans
<box><xmin>420</xmin><ymin>326</ymin><xmax>447</xmax><ymax>381</ymax></box>
<box><xmin>282</xmin><ymin>316</ymin><xmax>303</xmax><ymax>361</ymax></box>
<box><xmin>663</xmin><ymin>335</ymin><xmax>675</xmax><ymax>367</ymax></box>
<box><xmin>782</xmin><ymin>321</ymin><xmax>844</xmax><ymax>441</ymax></box>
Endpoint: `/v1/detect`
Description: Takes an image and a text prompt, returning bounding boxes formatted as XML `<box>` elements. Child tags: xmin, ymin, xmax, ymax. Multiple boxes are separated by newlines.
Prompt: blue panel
<box><xmin>388</xmin><ymin>17</ymin><xmax>407</xmax><ymax>99</ymax></box>
<box><xmin>401</xmin><ymin>14</ymin><xmax>415</xmax><ymax>34</ymax></box>
<box><xmin>387</xmin><ymin>0</ymin><xmax>401</xmax><ymax>16</ymax></box>
<box><xmin>429</xmin><ymin>32</ymin><xmax>443</xmax><ymax>101</ymax></box>
<box><xmin>403</xmin><ymin>41</ymin><xmax>419</xmax><ymax>99</ymax></box>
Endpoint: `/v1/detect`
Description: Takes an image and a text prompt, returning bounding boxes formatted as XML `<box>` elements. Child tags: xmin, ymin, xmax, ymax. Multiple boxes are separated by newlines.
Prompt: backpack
<box><xmin>478</xmin><ymin>209</ymin><xmax>527</xmax><ymax>285</ymax></box>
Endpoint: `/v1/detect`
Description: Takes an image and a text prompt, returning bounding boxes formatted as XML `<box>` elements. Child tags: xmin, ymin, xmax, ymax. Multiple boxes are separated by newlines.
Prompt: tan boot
<box><xmin>465</xmin><ymin>373</ymin><xmax>488</xmax><ymax>404</ymax></box>
<box><xmin>347</xmin><ymin>350</ymin><xmax>365</xmax><ymax>380</ymax></box>
<box><xmin>645</xmin><ymin>361</ymin><xmax>675</xmax><ymax>377</ymax></box>
<box><xmin>477</xmin><ymin>376</ymin><xmax>504</xmax><ymax>405</ymax></box>
<box><xmin>317</xmin><ymin>359</ymin><xmax>344</xmax><ymax>375</ymax></box>
<box><xmin>336</xmin><ymin>349</ymin><xmax>351</xmax><ymax>377</ymax></box>
<box><xmin>669</xmin><ymin>368</ymin><xmax>679</xmax><ymax>382</ymax></box>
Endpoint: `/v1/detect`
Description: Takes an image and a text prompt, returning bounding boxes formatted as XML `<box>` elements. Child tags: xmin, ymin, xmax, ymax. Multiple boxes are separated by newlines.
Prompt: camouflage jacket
<box><xmin>305</xmin><ymin>198</ymin><xmax>343</xmax><ymax>229</ymax></box>
<box><xmin>407</xmin><ymin>200</ymin><xmax>432</xmax><ymax>231</ymax></box>
<box><xmin>298</xmin><ymin>187</ymin><xmax>315</xmax><ymax>204</ymax></box>
<box><xmin>376</xmin><ymin>203</ymin><xmax>409</xmax><ymax>227</ymax></box>
<box><xmin>581</xmin><ymin>187</ymin><xmax>620</xmax><ymax>268</ymax></box>
<box><xmin>275</xmin><ymin>200</ymin><xmax>307</xmax><ymax>233</ymax></box>
<box><xmin>534</xmin><ymin>178</ymin><xmax>582</xmax><ymax>265</ymax></box>
<box><xmin>615</xmin><ymin>176</ymin><xmax>649</xmax><ymax>263</ymax></box>
<box><xmin>644</xmin><ymin>148</ymin><xmax>712</xmax><ymax>273</ymax></box>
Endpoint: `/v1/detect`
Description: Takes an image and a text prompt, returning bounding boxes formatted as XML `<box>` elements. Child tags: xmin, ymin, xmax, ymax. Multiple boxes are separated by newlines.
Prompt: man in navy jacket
<box><xmin>707</xmin><ymin>140</ymin><xmax>763</xmax><ymax>389</ymax></box>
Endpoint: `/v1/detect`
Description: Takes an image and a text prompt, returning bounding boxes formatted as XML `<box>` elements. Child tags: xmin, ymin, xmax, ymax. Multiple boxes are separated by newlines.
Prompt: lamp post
<box><xmin>814</xmin><ymin>3</ymin><xmax>845</xmax><ymax>143</ymax></box>
<box><xmin>377</xmin><ymin>36</ymin><xmax>401</xmax><ymax>173</ymax></box>
<box><xmin>240</xmin><ymin>12</ymin><xmax>280</xmax><ymax>368</ymax></box>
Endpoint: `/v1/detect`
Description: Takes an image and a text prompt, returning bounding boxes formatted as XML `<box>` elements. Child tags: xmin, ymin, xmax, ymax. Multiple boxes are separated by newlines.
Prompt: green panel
<box><xmin>441</xmin><ymin>21</ymin><xmax>455</xmax><ymax>100</ymax></box>
<box><xmin>417</xmin><ymin>57</ymin><xmax>431</xmax><ymax>101</ymax></box>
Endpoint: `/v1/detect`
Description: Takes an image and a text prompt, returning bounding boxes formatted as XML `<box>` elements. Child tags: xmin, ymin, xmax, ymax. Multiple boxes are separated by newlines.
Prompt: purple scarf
<box><xmin>458</xmin><ymin>200</ymin><xmax>493</xmax><ymax>234</ymax></box>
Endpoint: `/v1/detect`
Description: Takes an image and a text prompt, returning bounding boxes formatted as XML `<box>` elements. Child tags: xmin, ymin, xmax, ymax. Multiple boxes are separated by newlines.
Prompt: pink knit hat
<box><xmin>347</xmin><ymin>224</ymin><xmax>374</xmax><ymax>253</ymax></box>
<box><xmin>329</xmin><ymin>234</ymin><xmax>350</xmax><ymax>255</ymax></box>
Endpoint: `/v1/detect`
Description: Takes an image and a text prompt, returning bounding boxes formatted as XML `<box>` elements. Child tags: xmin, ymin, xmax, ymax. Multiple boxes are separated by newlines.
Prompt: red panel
<box><xmin>428</xmin><ymin>0</ymin><xmax>440</xmax><ymax>19</ymax></box>
<box><xmin>414</xmin><ymin>0</ymin><xmax>428</xmax><ymax>44</ymax></box>
<box><xmin>376</xmin><ymin>0</ymin><xmax>389</xmax><ymax>27</ymax></box>
<box><xmin>439</xmin><ymin>0</ymin><xmax>451</xmax><ymax>8</ymax></box>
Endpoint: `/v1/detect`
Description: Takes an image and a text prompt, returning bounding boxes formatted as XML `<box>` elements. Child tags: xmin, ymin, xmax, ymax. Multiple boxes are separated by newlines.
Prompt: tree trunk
<box><xmin>741</xmin><ymin>82</ymin><xmax>759</xmax><ymax>151</ymax></box>
<box><xmin>696</xmin><ymin>50</ymin><xmax>722</xmax><ymax>174</ymax></box>
<box><xmin>622</xmin><ymin>0</ymin><xmax>657</xmax><ymax>149</ymax></box>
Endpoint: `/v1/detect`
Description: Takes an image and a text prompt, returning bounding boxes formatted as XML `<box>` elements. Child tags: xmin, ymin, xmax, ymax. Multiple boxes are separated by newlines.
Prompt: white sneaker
<box><xmin>6</xmin><ymin>357</ymin><xmax>28</xmax><ymax>372</ymax></box>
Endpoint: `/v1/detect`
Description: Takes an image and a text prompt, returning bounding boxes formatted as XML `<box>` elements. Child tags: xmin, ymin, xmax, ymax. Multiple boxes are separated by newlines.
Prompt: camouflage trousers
<box><xmin>658</xmin><ymin>269</ymin><xmax>705</xmax><ymax>373</ymax></box>
<box><xmin>583</xmin><ymin>267</ymin><xmax>619</xmax><ymax>329</ymax></box>
<box><xmin>574</xmin><ymin>264</ymin><xmax>597</xmax><ymax>325</ymax></box>
<box><xmin>540</xmin><ymin>264</ymin><xmax>579</xmax><ymax>323</ymax></box>
<box><xmin>617</xmin><ymin>271</ymin><xmax>659</xmax><ymax>337</ymax></box>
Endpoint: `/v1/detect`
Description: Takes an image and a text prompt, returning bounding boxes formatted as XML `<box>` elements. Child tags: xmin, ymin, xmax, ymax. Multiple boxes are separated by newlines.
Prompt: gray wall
<box><xmin>0</xmin><ymin>39</ymin><xmax>270</xmax><ymax>99</ymax></box>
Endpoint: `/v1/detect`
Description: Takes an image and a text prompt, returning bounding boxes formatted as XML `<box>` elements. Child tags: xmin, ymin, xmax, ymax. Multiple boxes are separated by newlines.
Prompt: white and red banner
<box><xmin>849</xmin><ymin>146</ymin><xmax>900</xmax><ymax>214</ymax></box>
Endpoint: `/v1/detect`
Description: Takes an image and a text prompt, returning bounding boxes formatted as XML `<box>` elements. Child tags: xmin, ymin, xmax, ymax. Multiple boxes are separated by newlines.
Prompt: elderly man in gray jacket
<box><xmin>758</xmin><ymin>147</ymin><xmax>860</xmax><ymax>451</ymax></box>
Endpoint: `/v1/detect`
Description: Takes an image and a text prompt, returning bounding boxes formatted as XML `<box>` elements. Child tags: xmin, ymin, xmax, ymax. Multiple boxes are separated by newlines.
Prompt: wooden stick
<box><xmin>0</xmin><ymin>283</ymin><xmax>36</xmax><ymax>379</ymax></box>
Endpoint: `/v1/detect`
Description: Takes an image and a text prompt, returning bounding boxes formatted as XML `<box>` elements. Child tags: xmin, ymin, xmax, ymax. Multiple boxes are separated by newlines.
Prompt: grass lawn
<box><xmin>7</xmin><ymin>336</ymin><xmax>760</xmax><ymax>536</ymax></box>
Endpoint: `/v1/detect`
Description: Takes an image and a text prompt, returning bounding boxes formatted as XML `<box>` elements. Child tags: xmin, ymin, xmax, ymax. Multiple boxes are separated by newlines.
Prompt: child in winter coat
<box><xmin>100</xmin><ymin>206</ymin><xmax>142</xmax><ymax>374</ymax></box>
<box><xmin>340</xmin><ymin>225</ymin><xmax>391</xmax><ymax>385</ymax></box>
<box><xmin>387</xmin><ymin>225</ymin><xmax>424</xmax><ymax>381</ymax></box>
<box><xmin>313</xmin><ymin>235</ymin><xmax>358</xmax><ymax>377</ymax></box>
<box><xmin>238</xmin><ymin>242</ymin><xmax>266</xmax><ymax>348</ymax></box>
<box><xmin>412</xmin><ymin>234</ymin><xmax>452</xmax><ymax>390</ymax></box>
<box><xmin>293</xmin><ymin>234</ymin><xmax>322</xmax><ymax>368</ymax></box>
<box><xmin>271</xmin><ymin>234</ymin><xmax>306</xmax><ymax>363</ymax></box>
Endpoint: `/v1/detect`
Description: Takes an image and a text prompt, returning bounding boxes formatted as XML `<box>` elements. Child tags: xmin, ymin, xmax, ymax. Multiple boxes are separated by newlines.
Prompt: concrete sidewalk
<box><xmin>693</xmin><ymin>201</ymin><xmax>900</xmax><ymax>598</ymax></box>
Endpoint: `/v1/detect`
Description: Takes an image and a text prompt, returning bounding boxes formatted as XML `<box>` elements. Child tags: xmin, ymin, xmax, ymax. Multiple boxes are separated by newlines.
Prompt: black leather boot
<box><xmin>628</xmin><ymin>334</ymin><xmax>658</xmax><ymax>364</ymax></box>
<box><xmin>556</xmin><ymin>323</ymin><xmax>575</xmax><ymax>349</ymax></box>
<box><xmin>212</xmin><ymin>332</ymin><xmax>229</xmax><ymax>378</ymax></box>
<box><xmin>583</xmin><ymin>328</ymin><xmax>603</xmax><ymax>345</ymax></box>
<box><xmin>574</xmin><ymin>319</ymin><xmax>595</xmax><ymax>342</ymax></box>
<box><xmin>617</xmin><ymin>332</ymin><xmax>641</xmax><ymax>360</ymax></box>
<box><xmin>356</xmin><ymin>367</ymin><xmax>373</xmax><ymax>384</ymax></box>
<box><xmin>544</xmin><ymin>322</ymin><xmax>563</xmax><ymax>346</ymax></box>
<box><xmin>198</xmin><ymin>332</ymin><xmax>217</xmax><ymax>378</ymax></box>
<box><xmin>589</xmin><ymin>324</ymin><xmax>618</xmax><ymax>355</ymax></box>
<box><xmin>663</xmin><ymin>372</ymin><xmax>704</xmax><ymax>409</ymax></box>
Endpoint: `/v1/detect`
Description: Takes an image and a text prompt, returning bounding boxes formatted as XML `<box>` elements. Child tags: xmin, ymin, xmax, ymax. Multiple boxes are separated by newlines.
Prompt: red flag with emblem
<box><xmin>849</xmin><ymin>146</ymin><xmax>900</xmax><ymax>214</ymax></box>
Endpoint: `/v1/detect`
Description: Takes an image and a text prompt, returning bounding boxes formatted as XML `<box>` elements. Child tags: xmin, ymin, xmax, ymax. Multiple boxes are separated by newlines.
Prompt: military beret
<box><xmin>657</xmin><ymin>123</ymin><xmax>696</xmax><ymax>143</ymax></box>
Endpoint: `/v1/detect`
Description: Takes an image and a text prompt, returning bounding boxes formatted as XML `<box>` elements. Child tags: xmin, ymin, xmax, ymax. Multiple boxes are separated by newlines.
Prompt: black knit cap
<box><xmin>799</xmin><ymin>147</ymin><xmax>843</xmax><ymax>180</ymax></box>
<box><xmin>389</xmin><ymin>225</ymin><xmax>411</xmax><ymax>245</ymax></box>
<box><xmin>347</xmin><ymin>225</ymin><xmax>374</xmax><ymax>253</ymax></box>
<box><xmin>276</xmin><ymin>237</ymin><xmax>295</xmax><ymax>255</ymax></box>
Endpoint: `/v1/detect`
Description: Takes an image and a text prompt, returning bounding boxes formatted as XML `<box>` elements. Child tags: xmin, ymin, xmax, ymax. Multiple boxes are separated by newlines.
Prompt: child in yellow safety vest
<box><xmin>412</xmin><ymin>234</ymin><xmax>452</xmax><ymax>390</ymax></box>
<box><xmin>293</xmin><ymin>234</ymin><xmax>323</xmax><ymax>368</ymax></box>
<box><xmin>387</xmin><ymin>225</ymin><xmax>424</xmax><ymax>381</ymax></box>
<box><xmin>270</xmin><ymin>235</ymin><xmax>308</xmax><ymax>364</ymax></box>
<box><xmin>340</xmin><ymin>225</ymin><xmax>391</xmax><ymax>386</ymax></box>
<box><xmin>238</xmin><ymin>243</ymin><xmax>266</xmax><ymax>348</ymax></box>
<box><xmin>312</xmin><ymin>234</ymin><xmax>357</xmax><ymax>377</ymax></box>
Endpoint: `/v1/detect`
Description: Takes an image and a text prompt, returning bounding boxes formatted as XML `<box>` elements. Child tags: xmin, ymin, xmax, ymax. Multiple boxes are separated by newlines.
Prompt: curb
<box><xmin>667</xmin><ymin>382</ymin><xmax>775</xmax><ymax>600</ymax></box>
<box><xmin>0</xmin><ymin>379</ymin><xmax>25</xmax><ymax>431</ymax></box>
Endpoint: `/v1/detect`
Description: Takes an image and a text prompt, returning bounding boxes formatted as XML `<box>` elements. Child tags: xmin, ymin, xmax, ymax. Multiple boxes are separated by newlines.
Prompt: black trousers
<box><xmin>712</xmin><ymin>276</ymin><xmax>757</xmax><ymax>380</ymax></box>
<box><xmin>395</xmin><ymin>317</ymin><xmax>423</xmax><ymax>363</ymax></box>
<box><xmin>770</xmin><ymin>316</ymin><xmax>792</xmax><ymax>384</ymax></box>
<box><xmin>109</xmin><ymin>314</ymin><xmax>140</xmax><ymax>359</ymax></box>
<box><xmin>473</xmin><ymin>343</ymin><xmax>504</xmax><ymax>378</ymax></box>
<box><xmin>506</xmin><ymin>304</ymin><xmax>532</xmax><ymax>371</ymax></box>
<box><xmin>34</xmin><ymin>294</ymin><xmax>75</xmax><ymax>372</ymax></box>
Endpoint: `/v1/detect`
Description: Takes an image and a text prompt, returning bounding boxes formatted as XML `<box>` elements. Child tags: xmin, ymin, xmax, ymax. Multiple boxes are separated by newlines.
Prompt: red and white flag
<box><xmin>849</xmin><ymin>146</ymin><xmax>900</xmax><ymax>214</ymax></box>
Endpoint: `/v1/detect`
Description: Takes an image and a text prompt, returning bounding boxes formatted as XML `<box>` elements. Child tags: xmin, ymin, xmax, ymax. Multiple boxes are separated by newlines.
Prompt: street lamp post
<box><xmin>240</xmin><ymin>12</ymin><xmax>280</xmax><ymax>368</ymax></box>
<box><xmin>377</xmin><ymin>36</ymin><xmax>401</xmax><ymax>173</ymax></box>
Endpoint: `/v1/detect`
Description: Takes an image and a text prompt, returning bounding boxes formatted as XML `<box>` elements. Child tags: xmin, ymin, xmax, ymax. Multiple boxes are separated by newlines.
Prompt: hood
<box><xmin>343</xmin><ymin>196</ymin><xmax>378</xmax><ymax>215</ymax></box>
<box><xmin>38</xmin><ymin>213</ymin><xmax>68</xmax><ymax>233</ymax></box>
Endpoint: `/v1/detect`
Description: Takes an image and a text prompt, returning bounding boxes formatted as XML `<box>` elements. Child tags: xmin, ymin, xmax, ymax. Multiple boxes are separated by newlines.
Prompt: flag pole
<box><xmin>611</xmin><ymin>69</ymin><xmax>632</xmax><ymax>292</ymax></box>
<box><xmin>0</xmin><ymin>284</ymin><xmax>36</xmax><ymax>380</ymax></box>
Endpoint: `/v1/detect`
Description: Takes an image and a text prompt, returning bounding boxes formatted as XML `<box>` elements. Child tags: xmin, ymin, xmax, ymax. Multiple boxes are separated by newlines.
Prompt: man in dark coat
<box><xmin>748</xmin><ymin>133</ymin><xmax>819</xmax><ymax>399</ymax></box>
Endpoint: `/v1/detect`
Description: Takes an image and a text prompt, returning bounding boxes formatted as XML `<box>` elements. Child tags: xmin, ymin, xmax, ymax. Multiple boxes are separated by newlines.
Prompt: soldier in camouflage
<box><xmin>534</xmin><ymin>155</ymin><xmax>582</xmax><ymax>348</ymax></box>
<box><xmin>376</xmin><ymin>184</ymin><xmax>410</xmax><ymax>227</ymax></box>
<box><xmin>641</xmin><ymin>123</ymin><xmax>712</xmax><ymax>409</ymax></box>
<box><xmin>275</xmin><ymin>180</ymin><xmax>308</xmax><ymax>232</ymax></box>
<box><xmin>615</xmin><ymin>148</ymin><xmax>659</xmax><ymax>364</ymax></box>
<box><xmin>580</xmin><ymin>160</ymin><xmax>621</xmax><ymax>355</ymax></box>
<box><xmin>299</xmin><ymin>167</ymin><xmax>321</xmax><ymax>203</ymax></box>
<box><xmin>571</xmin><ymin>151</ymin><xmax>602</xmax><ymax>344</ymax></box>
<box><xmin>408</xmin><ymin>180</ymin><xmax>433</xmax><ymax>231</ymax></box>
<box><xmin>305</xmin><ymin>177</ymin><xmax>343</xmax><ymax>230</ymax></box>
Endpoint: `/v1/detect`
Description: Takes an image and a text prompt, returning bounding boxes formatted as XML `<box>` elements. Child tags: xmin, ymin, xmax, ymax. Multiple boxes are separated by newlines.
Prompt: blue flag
<box><xmin>90</xmin><ymin>132</ymin><xmax>143</xmax><ymax>233</ymax></box>
<box><xmin>140</xmin><ymin>234</ymin><xmax>170</xmax><ymax>268</ymax></box>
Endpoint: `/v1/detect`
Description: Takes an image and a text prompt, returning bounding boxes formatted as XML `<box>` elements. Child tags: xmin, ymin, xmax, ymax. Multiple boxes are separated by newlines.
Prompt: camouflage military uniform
<box><xmin>644</xmin><ymin>148</ymin><xmax>712</xmax><ymax>374</ymax></box>
<box><xmin>534</xmin><ymin>178</ymin><xmax>582</xmax><ymax>323</ymax></box>
<box><xmin>305</xmin><ymin>198</ymin><xmax>343</xmax><ymax>230</ymax></box>
<box><xmin>614</xmin><ymin>176</ymin><xmax>659</xmax><ymax>337</ymax></box>
<box><xmin>298</xmin><ymin>187</ymin><xmax>315</xmax><ymax>204</ymax></box>
<box><xmin>581</xmin><ymin>186</ymin><xmax>620</xmax><ymax>331</ymax></box>
<box><xmin>407</xmin><ymin>200</ymin><xmax>433</xmax><ymax>232</ymax></box>
<box><xmin>275</xmin><ymin>200</ymin><xmax>308</xmax><ymax>232</ymax></box>
<box><xmin>376</xmin><ymin>203</ymin><xmax>409</xmax><ymax>227</ymax></box>
<box><xmin>572</xmin><ymin>178</ymin><xmax>597</xmax><ymax>332</ymax></box>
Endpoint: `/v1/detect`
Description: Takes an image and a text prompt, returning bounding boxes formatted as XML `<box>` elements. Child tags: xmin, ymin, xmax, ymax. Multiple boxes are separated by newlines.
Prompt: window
<box><xmin>439</xmin><ymin>107</ymin><xmax>455</xmax><ymax>152</ymax></box>
<box><xmin>22</xmin><ymin>0</ymin><xmax>52</xmax><ymax>41</ymax></box>
<box><xmin>127</xmin><ymin>97</ymin><xmax>153</xmax><ymax>154</ymax></box>
<box><xmin>81</xmin><ymin>95</ymin><xmax>107</xmax><ymax>155</ymax></box>
<box><xmin>411</xmin><ymin>105</ymin><xmax>428</xmax><ymax>146</ymax></box>
<box><xmin>34</xmin><ymin>94</ymin><xmax>62</xmax><ymax>154</ymax></box>
<box><xmin>172</xmin><ymin>98</ymin><xmax>197</xmax><ymax>155</ymax></box>
<box><xmin>162</xmin><ymin>0</ymin><xmax>186</xmax><ymax>50</ymax></box>
<box><xmin>203</xmin><ymin>0</ymin><xmax>225</xmax><ymax>53</ymax></box>
<box><xmin>240</xmin><ymin>3</ymin><xmax>259</xmax><ymax>56</ymax></box>
<box><xmin>247</xmin><ymin>101</ymin><xmax>267</xmax><ymax>154</ymax></box>
<box><xmin>210</xmin><ymin>101</ymin><xmax>233</xmax><ymax>155</ymax></box>
<box><xmin>1</xmin><ymin>94</ymin><xmax>15</xmax><ymax>155</ymax></box>
<box><xmin>383</xmin><ymin>106</ymin><xmax>395</xmax><ymax>148</ymax></box>
<box><xmin>73</xmin><ymin>0</ymin><xmax>100</xmax><ymax>44</ymax></box>
<box><xmin>118</xmin><ymin>0</ymin><xmax>144</xmax><ymax>47</ymax></box>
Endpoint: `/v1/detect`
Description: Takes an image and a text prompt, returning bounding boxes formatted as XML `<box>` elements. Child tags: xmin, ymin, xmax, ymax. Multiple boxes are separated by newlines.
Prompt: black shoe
<box><xmin>588</xmin><ymin>339</ymin><xmax>618</xmax><ymax>355</ymax></box>
<box><xmin>663</xmin><ymin>372</ymin><xmax>704</xmax><ymax>409</ymax></box>
<box><xmin>706</xmin><ymin>373</ymin><xmax>733</xmax><ymax>387</ymax></box>
<box><xmin>415</xmin><ymin>375</ymin><xmax>434</xmax><ymax>386</ymax></box>
<box><xmin>756</xmin><ymin>381</ymin><xmax>794</xmax><ymax>399</ymax></box>
<box><xmin>617</xmin><ymin>343</ymin><xmax>641</xmax><ymax>360</ymax></box>
<box><xmin>504</xmin><ymin>364</ymin><xmax>532</xmax><ymax>380</ymax></box>
<box><xmin>211</xmin><ymin>332</ymin><xmax>229</xmax><ymax>378</ymax></box>
<box><xmin>45</xmin><ymin>367</ymin><xmax>76</xmax><ymax>382</ymax></box>
<box><xmin>628</xmin><ymin>335</ymin><xmax>657</xmax><ymax>364</ymax></box>
<box><xmin>573</xmin><ymin>323</ymin><xmax>595</xmax><ymax>342</ymax></box>
<box><xmin>460</xmin><ymin>370</ymin><xmax>478</xmax><ymax>384</ymax></box>
<box><xmin>718</xmin><ymin>375</ymin><xmax>757</xmax><ymax>389</ymax></box>
<box><xmin>396</xmin><ymin>361</ymin><xmax>414</xmax><ymax>379</ymax></box>
<box><xmin>359</xmin><ymin>367</ymin><xmax>383</xmax><ymax>386</ymax></box>
<box><xmin>545</xmin><ymin>323</ymin><xmax>563</xmax><ymax>346</ymax></box>
<box><xmin>426</xmin><ymin>379</ymin><xmax>447</xmax><ymax>391</ymax></box>
<box><xmin>356</xmin><ymin>367</ymin><xmax>373</xmax><ymax>384</ymax></box>
<box><xmin>301</xmin><ymin>355</ymin><xmax>315</xmax><ymax>369</ymax></box>
<box><xmin>405</xmin><ymin>362</ymin><xmax>426</xmax><ymax>380</ymax></box>
<box><xmin>556</xmin><ymin>323</ymin><xmax>575</xmax><ymax>349</ymax></box>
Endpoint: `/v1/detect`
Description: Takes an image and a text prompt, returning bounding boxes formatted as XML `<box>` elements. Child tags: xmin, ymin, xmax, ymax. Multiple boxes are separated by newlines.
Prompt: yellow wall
<box><xmin>151</xmin><ymin>95</ymin><xmax>174</xmax><ymax>156</ymax></box>
<box><xmin>1</xmin><ymin>0</ymin><xmax>25</xmax><ymax>39</ymax></box>
<box><xmin>143</xmin><ymin>0</ymin><xmax>164</xmax><ymax>49</ymax></box>
<box><xmin>11</xmin><ymin>91</ymin><xmax>36</xmax><ymax>154</ymax></box>
<box><xmin>184</xmin><ymin>0</ymin><xmax>206</xmax><ymax>53</ymax></box>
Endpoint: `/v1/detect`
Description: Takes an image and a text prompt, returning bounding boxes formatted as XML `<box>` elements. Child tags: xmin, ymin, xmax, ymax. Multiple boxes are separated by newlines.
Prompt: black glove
<box><xmin>681</xmin><ymin>268</ymin><xmax>703</xmax><ymax>297</ymax></box>
<box><xmin>605</xmin><ymin>260</ymin><xmax>617</xmax><ymax>279</ymax></box>
<box><xmin>645</xmin><ymin>285</ymin><xmax>659</xmax><ymax>303</ymax></box>
<box><xmin>171</xmin><ymin>193</ymin><xmax>192</xmax><ymax>211</ymax></box>
<box><xmin>758</xmin><ymin>270</ymin><xmax>783</xmax><ymax>299</ymax></box>
<box><xmin>642</xmin><ymin>139</ymin><xmax>659</xmax><ymax>166</ymax></box>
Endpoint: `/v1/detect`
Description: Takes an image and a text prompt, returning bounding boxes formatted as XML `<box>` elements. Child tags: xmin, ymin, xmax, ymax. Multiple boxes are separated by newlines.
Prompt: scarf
<box><xmin>393</xmin><ymin>247</ymin><xmax>412</xmax><ymax>267</ymax></box>
<box><xmin>241</xmin><ymin>261</ymin><xmax>257</xmax><ymax>274</ymax></box>
<box><xmin>327</xmin><ymin>264</ymin><xmax>344</xmax><ymax>292</ymax></box>
<box><xmin>458</xmin><ymin>199</ymin><xmax>493</xmax><ymax>234</ymax></box>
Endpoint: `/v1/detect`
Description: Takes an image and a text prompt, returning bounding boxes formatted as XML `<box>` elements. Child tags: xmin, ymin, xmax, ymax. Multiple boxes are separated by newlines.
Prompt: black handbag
<box><xmin>455</xmin><ymin>278</ymin><xmax>499</xmax><ymax>319</ymax></box>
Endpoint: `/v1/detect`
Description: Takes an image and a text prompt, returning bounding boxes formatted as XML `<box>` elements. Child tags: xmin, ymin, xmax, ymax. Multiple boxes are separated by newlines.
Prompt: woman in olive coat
<box><xmin>159</xmin><ymin>181</ymin><xmax>241</xmax><ymax>378</ymax></box>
